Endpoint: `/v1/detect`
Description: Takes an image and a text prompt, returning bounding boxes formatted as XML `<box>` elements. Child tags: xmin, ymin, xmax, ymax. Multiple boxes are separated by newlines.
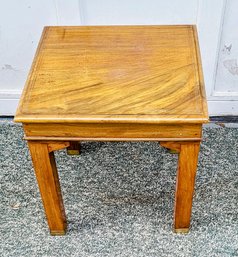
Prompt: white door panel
<box><xmin>214</xmin><ymin>0</ymin><xmax>238</xmax><ymax>96</ymax></box>
<box><xmin>206</xmin><ymin>0</ymin><xmax>238</xmax><ymax>114</ymax></box>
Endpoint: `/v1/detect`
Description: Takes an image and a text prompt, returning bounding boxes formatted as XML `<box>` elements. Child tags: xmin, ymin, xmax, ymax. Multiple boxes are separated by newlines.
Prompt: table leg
<box><xmin>160</xmin><ymin>141</ymin><xmax>200</xmax><ymax>233</ymax></box>
<box><xmin>67</xmin><ymin>141</ymin><xmax>80</xmax><ymax>155</ymax></box>
<box><xmin>28</xmin><ymin>141</ymin><xmax>67</xmax><ymax>235</ymax></box>
<box><xmin>174</xmin><ymin>142</ymin><xmax>200</xmax><ymax>233</ymax></box>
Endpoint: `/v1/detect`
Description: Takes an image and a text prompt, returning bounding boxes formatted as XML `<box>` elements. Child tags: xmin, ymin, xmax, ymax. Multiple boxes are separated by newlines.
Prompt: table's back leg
<box><xmin>28</xmin><ymin>141</ymin><xmax>67</xmax><ymax>235</ymax></box>
<box><xmin>67</xmin><ymin>141</ymin><xmax>80</xmax><ymax>155</ymax></box>
<box><xmin>174</xmin><ymin>142</ymin><xmax>200</xmax><ymax>233</ymax></box>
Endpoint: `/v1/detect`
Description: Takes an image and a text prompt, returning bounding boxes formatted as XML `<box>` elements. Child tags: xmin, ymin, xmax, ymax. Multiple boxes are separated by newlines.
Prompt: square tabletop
<box><xmin>15</xmin><ymin>25</ymin><xmax>208</xmax><ymax>124</ymax></box>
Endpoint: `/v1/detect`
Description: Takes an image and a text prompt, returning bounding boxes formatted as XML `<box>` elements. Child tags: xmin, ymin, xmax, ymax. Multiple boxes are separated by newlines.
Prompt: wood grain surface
<box><xmin>14</xmin><ymin>25</ymin><xmax>208</xmax><ymax>124</ymax></box>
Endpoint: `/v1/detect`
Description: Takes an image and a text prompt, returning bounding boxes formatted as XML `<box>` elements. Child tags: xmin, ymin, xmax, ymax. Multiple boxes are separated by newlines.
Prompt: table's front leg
<box><xmin>28</xmin><ymin>141</ymin><xmax>68</xmax><ymax>235</ymax></box>
<box><xmin>161</xmin><ymin>141</ymin><xmax>200</xmax><ymax>233</ymax></box>
<box><xmin>174</xmin><ymin>142</ymin><xmax>200</xmax><ymax>233</ymax></box>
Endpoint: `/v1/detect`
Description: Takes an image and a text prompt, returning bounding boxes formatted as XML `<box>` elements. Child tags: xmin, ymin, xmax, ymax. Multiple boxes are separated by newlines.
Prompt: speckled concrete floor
<box><xmin>0</xmin><ymin>120</ymin><xmax>238</xmax><ymax>257</ymax></box>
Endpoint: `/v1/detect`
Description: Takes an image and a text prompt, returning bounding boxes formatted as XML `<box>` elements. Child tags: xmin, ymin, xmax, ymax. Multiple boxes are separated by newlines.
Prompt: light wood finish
<box><xmin>174</xmin><ymin>142</ymin><xmax>200</xmax><ymax>232</ymax></box>
<box><xmin>67</xmin><ymin>141</ymin><xmax>80</xmax><ymax>155</ymax></box>
<box><xmin>15</xmin><ymin>25</ymin><xmax>208</xmax><ymax>125</ymax></box>
<box><xmin>14</xmin><ymin>25</ymin><xmax>209</xmax><ymax>235</ymax></box>
<box><xmin>28</xmin><ymin>141</ymin><xmax>67</xmax><ymax>235</ymax></box>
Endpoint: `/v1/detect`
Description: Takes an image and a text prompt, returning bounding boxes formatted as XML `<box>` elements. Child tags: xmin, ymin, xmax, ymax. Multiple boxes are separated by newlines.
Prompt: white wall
<box><xmin>0</xmin><ymin>0</ymin><xmax>233</xmax><ymax>115</ymax></box>
<box><xmin>0</xmin><ymin>0</ymin><xmax>57</xmax><ymax>114</ymax></box>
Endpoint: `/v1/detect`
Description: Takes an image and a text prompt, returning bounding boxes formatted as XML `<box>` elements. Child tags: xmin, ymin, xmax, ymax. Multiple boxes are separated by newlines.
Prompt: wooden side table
<box><xmin>14</xmin><ymin>25</ymin><xmax>209</xmax><ymax>235</ymax></box>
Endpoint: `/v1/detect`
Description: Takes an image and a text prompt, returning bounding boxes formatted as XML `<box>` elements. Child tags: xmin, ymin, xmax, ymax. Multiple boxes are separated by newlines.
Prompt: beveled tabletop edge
<box><xmin>192</xmin><ymin>25</ymin><xmax>209</xmax><ymax>122</ymax></box>
<box><xmin>14</xmin><ymin>25</ymin><xmax>209</xmax><ymax>125</ymax></box>
<box><xmin>14</xmin><ymin>26</ymin><xmax>48</xmax><ymax>124</ymax></box>
<box><xmin>14</xmin><ymin>114</ymin><xmax>209</xmax><ymax>124</ymax></box>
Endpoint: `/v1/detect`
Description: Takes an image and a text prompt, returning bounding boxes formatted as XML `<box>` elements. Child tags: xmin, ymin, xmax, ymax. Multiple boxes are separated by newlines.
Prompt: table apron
<box><xmin>23</xmin><ymin>123</ymin><xmax>202</xmax><ymax>141</ymax></box>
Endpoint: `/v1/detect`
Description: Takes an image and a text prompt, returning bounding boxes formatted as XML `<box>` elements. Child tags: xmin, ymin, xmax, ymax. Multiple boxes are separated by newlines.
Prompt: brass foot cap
<box><xmin>67</xmin><ymin>149</ymin><xmax>80</xmax><ymax>155</ymax></box>
<box><xmin>50</xmin><ymin>230</ymin><xmax>67</xmax><ymax>236</ymax></box>
<box><xmin>174</xmin><ymin>228</ymin><xmax>189</xmax><ymax>234</ymax></box>
<box><xmin>169</xmin><ymin>149</ymin><xmax>179</xmax><ymax>154</ymax></box>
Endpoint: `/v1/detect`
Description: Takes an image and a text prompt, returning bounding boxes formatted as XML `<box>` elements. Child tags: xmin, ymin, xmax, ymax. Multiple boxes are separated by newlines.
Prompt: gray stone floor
<box><xmin>0</xmin><ymin>120</ymin><xmax>238</xmax><ymax>257</ymax></box>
